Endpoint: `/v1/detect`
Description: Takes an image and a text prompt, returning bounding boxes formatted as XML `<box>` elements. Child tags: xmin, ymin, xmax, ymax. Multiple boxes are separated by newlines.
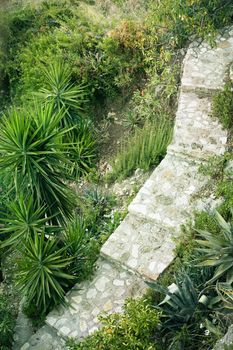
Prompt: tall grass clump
<box><xmin>110</xmin><ymin>118</ymin><xmax>173</xmax><ymax>180</ymax></box>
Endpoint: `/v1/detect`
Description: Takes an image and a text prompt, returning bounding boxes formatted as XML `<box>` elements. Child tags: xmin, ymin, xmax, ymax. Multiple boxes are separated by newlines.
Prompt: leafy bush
<box><xmin>0</xmin><ymin>293</ymin><xmax>15</xmax><ymax>349</ymax></box>
<box><xmin>0</xmin><ymin>103</ymin><xmax>76</xmax><ymax>224</ymax></box>
<box><xmin>5</xmin><ymin>2</ymin><xmax>148</xmax><ymax>104</ymax></box>
<box><xmin>212</xmin><ymin>82</ymin><xmax>233</xmax><ymax>130</ymax></box>
<box><xmin>67</xmin><ymin>298</ymin><xmax>160</xmax><ymax>350</ymax></box>
<box><xmin>147</xmin><ymin>0</ymin><xmax>233</xmax><ymax>50</ymax></box>
<box><xmin>109</xmin><ymin>118</ymin><xmax>173</xmax><ymax>180</ymax></box>
<box><xmin>17</xmin><ymin>232</ymin><xmax>74</xmax><ymax>314</ymax></box>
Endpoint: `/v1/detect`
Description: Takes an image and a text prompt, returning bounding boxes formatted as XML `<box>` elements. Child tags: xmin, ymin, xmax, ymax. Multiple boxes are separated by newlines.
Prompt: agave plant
<box><xmin>196</xmin><ymin>210</ymin><xmax>233</xmax><ymax>284</ymax></box>
<box><xmin>216</xmin><ymin>282</ymin><xmax>233</xmax><ymax>311</ymax></box>
<box><xmin>0</xmin><ymin>104</ymin><xmax>76</xmax><ymax>224</ymax></box>
<box><xmin>36</xmin><ymin>60</ymin><xmax>87</xmax><ymax>128</ymax></box>
<box><xmin>148</xmin><ymin>271</ymin><xmax>220</xmax><ymax>329</ymax></box>
<box><xmin>17</xmin><ymin>233</ymin><xmax>74</xmax><ymax>313</ymax></box>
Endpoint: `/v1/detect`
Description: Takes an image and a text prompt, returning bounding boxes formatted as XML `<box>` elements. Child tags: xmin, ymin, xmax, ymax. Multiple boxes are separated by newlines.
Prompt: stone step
<box><xmin>101</xmin><ymin>214</ymin><xmax>175</xmax><ymax>281</ymax></box>
<box><xmin>46</xmin><ymin>258</ymin><xmax>147</xmax><ymax>339</ymax></box>
<box><xmin>128</xmin><ymin>153</ymin><xmax>207</xmax><ymax>227</ymax></box>
<box><xmin>167</xmin><ymin>91</ymin><xmax>227</xmax><ymax>161</ymax></box>
<box><xmin>181</xmin><ymin>30</ymin><xmax>233</xmax><ymax>91</ymax></box>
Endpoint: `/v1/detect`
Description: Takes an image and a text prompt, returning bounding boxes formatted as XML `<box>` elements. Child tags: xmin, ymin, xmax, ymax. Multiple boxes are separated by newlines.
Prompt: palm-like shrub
<box><xmin>37</xmin><ymin>62</ymin><xmax>96</xmax><ymax>179</ymax></box>
<box><xmin>17</xmin><ymin>233</ymin><xmax>74</xmax><ymax>313</ymax></box>
<box><xmin>67</xmin><ymin>121</ymin><xmax>97</xmax><ymax>178</ymax></box>
<box><xmin>0</xmin><ymin>104</ymin><xmax>76</xmax><ymax>224</ymax></box>
<box><xmin>0</xmin><ymin>196</ymin><xmax>60</xmax><ymax>248</ymax></box>
<box><xmin>36</xmin><ymin>61</ymin><xmax>87</xmax><ymax>128</ymax></box>
<box><xmin>62</xmin><ymin>217</ymin><xmax>96</xmax><ymax>281</ymax></box>
<box><xmin>196</xmin><ymin>210</ymin><xmax>233</xmax><ymax>284</ymax></box>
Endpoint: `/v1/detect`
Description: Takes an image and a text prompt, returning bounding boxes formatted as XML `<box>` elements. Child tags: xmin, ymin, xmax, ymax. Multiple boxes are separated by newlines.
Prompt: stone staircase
<box><xmin>20</xmin><ymin>28</ymin><xmax>233</xmax><ymax>349</ymax></box>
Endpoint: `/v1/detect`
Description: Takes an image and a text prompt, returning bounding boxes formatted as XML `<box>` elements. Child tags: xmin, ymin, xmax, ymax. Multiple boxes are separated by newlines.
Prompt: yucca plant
<box><xmin>0</xmin><ymin>196</ymin><xmax>60</xmax><ymax>248</ymax></box>
<box><xmin>0</xmin><ymin>103</ymin><xmax>76</xmax><ymax>224</ymax></box>
<box><xmin>62</xmin><ymin>217</ymin><xmax>96</xmax><ymax>281</ymax></box>
<box><xmin>196</xmin><ymin>210</ymin><xmax>233</xmax><ymax>284</ymax></box>
<box><xmin>17</xmin><ymin>232</ymin><xmax>74</xmax><ymax>313</ymax></box>
<box><xmin>66</xmin><ymin>120</ymin><xmax>97</xmax><ymax>178</ymax></box>
<box><xmin>36</xmin><ymin>60</ymin><xmax>87</xmax><ymax>128</ymax></box>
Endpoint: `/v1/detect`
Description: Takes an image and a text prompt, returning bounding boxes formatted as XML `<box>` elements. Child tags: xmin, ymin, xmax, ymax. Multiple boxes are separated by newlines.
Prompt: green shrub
<box><xmin>17</xmin><ymin>232</ymin><xmax>74</xmax><ymax>314</ymax></box>
<box><xmin>109</xmin><ymin>118</ymin><xmax>173</xmax><ymax>180</ymax></box>
<box><xmin>212</xmin><ymin>82</ymin><xmax>233</xmax><ymax>130</ymax></box>
<box><xmin>0</xmin><ymin>103</ymin><xmax>76</xmax><ymax>224</ymax></box>
<box><xmin>5</xmin><ymin>2</ymin><xmax>148</xmax><ymax>104</ymax></box>
<box><xmin>0</xmin><ymin>294</ymin><xmax>15</xmax><ymax>349</ymax></box>
<box><xmin>147</xmin><ymin>0</ymin><xmax>233</xmax><ymax>50</ymax></box>
<box><xmin>67</xmin><ymin>298</ymin><xmax>160</xmax><ymax>350</ymax></box>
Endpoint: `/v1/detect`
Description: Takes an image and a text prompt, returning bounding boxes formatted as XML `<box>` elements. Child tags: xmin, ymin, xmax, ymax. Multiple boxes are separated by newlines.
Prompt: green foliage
<box><xmin>149</xmin><ymin>272</ymin><xmax>206</xmax><ymax>329</ymax></box>
<box><xmin>67</xmin><ymin>298</ymin><xmax>160</xmax><ymax>350</ymax></box>
<box><xmin>147</xmin><ymin>0</ymin><xmax>233</xmax><ymax>50</ymax></box>
<box><xmin>17</xmin><ymin>232</ymin><xmax>74</xmax><ymax>314</ymax></box>
<box><xmin>62</xmin><ymin>217</ymin><xmax>97</xmax><ymax>281</ymax></box>
<box><xmin>148</xmin><ymin>270</ymin><xmax>225</xmax><ymax>350</ymax></box>
<box><xmin>0</xmin><ymin>104</ymin><xmax>76</xmax><ymax>224</ymax></box>
<box><xmin>78</xmin><ymin>187</ymin><xmax>121</xmax><ymax>242</ymax></box>
<box><xmin>109</xmin><ymin>118</ymin><xmax>173</xmax><ymax>180</ymax></box>
<box><xmin>67</xmin><ymin>121</ymin><xmax>97</xmax><ymax>178</ymax></box>
<box><xmin>212</xmin><ymin>82</ymin><xmax>233</xmax><ymax>130</ymax></box>
<box><xmin>36</xmin><ymin>61</ymin><xmax>88</xmax><ymax>128</ymax></box>
<box><xmin>0</xmin><ymin>196</ymin><xmax>58</xmax><ymax>248</ymax></box>
<box><xmin>199</xmin><ymin>153</ymin><xmax>233</xmax><ymax>220</ymax></box>
<box><xmin>0</xmin><ymin>293</ymin><xmax>15</xmax><ymax>349</ymax></box>
<box><xmin>196</xmin><ymin>210</ymin><xmax>233</xmax><ymax>284</ymax></box>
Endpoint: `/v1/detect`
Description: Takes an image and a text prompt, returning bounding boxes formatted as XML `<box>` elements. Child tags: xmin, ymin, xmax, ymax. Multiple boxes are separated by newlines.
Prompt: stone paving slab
<box><xmin>46</xmin><ymin>258</ymin><xmax>147</xmax><ymax>339</ymax></box>
<box><xmin>128</xmin><ymin>154</ymin><xmax>207</xmax><ymax>227</ymax></box>
<box><xmin>214</xmin><ymin>325</ymin><xmax>233</xmax><ymax>350</ymax></box>
<box><xmin>20</xmin><ymin>325</ymin><xmax>66</xmax><ymax>350</ymax></box>
<box><xmin>167</xmin><ymin>91</ymin><xmax>227</xmax><ymax>161</ymax></box>
<box><xmin>182</xmin><ymin>27</ymin><xmax>233</xmax><ymax>91</ymax></box>
<box><xmin>101</xmin><ymin>214</ymin><xmax>175</xmax><ymax>281</ymax></box>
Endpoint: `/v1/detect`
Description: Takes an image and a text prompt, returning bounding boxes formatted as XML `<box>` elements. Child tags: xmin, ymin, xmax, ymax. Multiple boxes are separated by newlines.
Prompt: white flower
<box><xmin>204</xmin><ymin>330</ymin><xmax>210</xmax><ymax>336</ymax></box>
<box><xmin>200</xmin><ymin>323</ymin><xmax>204</xmax><ymax>329</ymax></box>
